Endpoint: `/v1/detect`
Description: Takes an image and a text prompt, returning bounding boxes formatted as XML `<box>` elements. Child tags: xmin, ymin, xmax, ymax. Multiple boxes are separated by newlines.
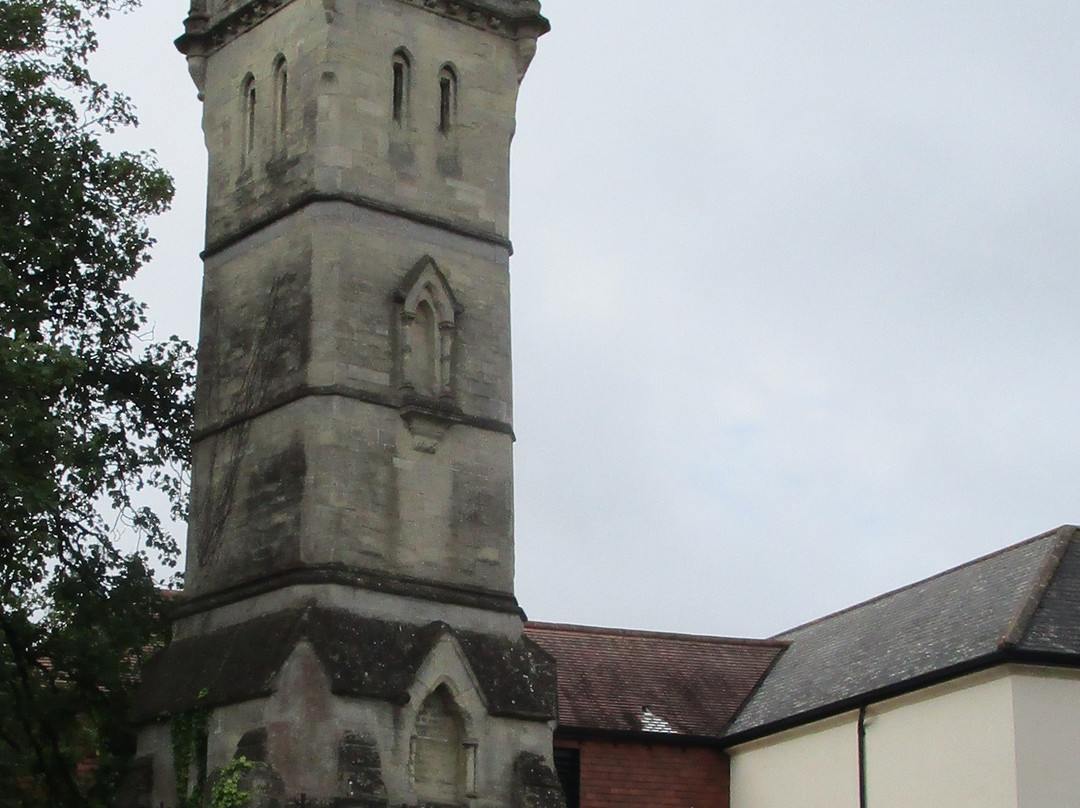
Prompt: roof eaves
<box><xmin>722</xmin><ymin>649</ymin><xmax>1010</xmax><ymax>747</ymax></box>
<box><xmin>722</xmin><ymin>645</ymin><xmax>1080</xmax><ymax>748</ymax></box>
<box><xmin>554</xmin><ymin>724</ymin><xmax>729</xmax><ymax>749</ymax></box>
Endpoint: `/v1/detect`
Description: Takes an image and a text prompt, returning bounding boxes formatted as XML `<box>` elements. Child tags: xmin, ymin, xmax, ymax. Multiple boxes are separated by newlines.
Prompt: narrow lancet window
<box><xmin>409</xmin><ymin>300</ymin><xmax>438</xmax><ymax>396</ymax></box>
<box><xmin>392</xmin><ymin>50</ymin><xmax>411</xmax><ymax>124</ymax></box>
<box><xmin>241</xmin><ymin>73</ymin><xmax>256</xmax><ymax>165</ymax></box>
<box><xmin>273</xmin><ymin>56</ymin><xmax>288</xmax><ymax>151</ymax></box>
<box><xmin>438</xmin><ymin>66</ymin><xmax>456</xmax><ymax>134</ymax></box>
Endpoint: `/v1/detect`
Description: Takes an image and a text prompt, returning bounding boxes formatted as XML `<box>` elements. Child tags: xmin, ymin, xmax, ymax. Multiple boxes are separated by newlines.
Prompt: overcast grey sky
<box><xmin>92</xmin><ymin>1</ymin><xmax>1080</xmax><ymax>638</ymax></box>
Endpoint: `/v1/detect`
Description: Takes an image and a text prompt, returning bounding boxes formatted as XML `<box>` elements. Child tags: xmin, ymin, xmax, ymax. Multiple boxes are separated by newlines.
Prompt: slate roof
<box><xmin>133</xmin><ymin>606</ymin><xmax>557</xmax><ymax>723</ymax></box>
<box><xmin>523</xmin><ymin>622</ymin><xmax>785</xmax><ymax>738</ymax></box>
<box><xmin>725</xmin><ymin>525</ymin><xmax>1080</xmax><ymax>742</ymax></box>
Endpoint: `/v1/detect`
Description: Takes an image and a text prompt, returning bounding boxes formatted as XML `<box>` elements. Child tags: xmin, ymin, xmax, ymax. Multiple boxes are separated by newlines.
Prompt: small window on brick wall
<box><xmin>554</xmin><ymin>747</ymin><xmax>580</xmax><ymax>808</ymax></box>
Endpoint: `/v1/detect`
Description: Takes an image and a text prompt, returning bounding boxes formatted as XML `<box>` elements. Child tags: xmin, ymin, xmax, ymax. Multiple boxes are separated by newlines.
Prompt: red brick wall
<box><xmin>557</xmin><ymin>738</ymin><xmax>730</xmax><ymax>808</ymax></box>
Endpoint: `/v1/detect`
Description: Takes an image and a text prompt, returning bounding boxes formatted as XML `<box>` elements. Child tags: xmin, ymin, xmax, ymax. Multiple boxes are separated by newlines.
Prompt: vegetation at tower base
<box><xmin>0</xmin><ymin>1</ymin><xmax>194</xmax><ymax>806</ymax></box>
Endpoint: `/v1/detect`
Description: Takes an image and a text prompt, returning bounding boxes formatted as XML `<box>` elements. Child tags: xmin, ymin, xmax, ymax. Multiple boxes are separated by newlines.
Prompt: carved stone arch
<box><xmin>414</xmin><ymin>673</ymin><xmax>478</xmax><ymax>737</ymax></box>
<box><xmin>410</xmin><ymin>683</ymin><xmax>474</xmax><ymax>803</ymax></box>
<box><xmin>395</xmin><ymin>256</ymin><xmax>463</xmax><ymax>402</ymax></box>
<box><xmin>405</xmin><ymin>630</ymin><xmax>485</xmax><ymax>801</ymax></box>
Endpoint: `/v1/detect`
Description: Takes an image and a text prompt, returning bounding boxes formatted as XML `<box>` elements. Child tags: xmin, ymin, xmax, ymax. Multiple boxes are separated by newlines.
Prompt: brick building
<box><xmin>525</xmin><ymin>527</ymin><xmax>1080</xmax><ymax>808</ymax></box>
<box><xmin>524</xmin><ymin>624</ymin><xmax>782</xmax><ymax>808</ymax></box>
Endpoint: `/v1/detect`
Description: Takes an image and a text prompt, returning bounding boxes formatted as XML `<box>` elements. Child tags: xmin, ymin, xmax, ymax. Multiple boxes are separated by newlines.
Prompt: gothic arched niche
<box><xmin>411</xmin><ymin>685</ymin><xmax>469</xmax><ymax>802</ymax></box>
<box><xmin>396</xmin><ymin>256</ymin><xmax>462</xmax><ymax>402</ymax></box>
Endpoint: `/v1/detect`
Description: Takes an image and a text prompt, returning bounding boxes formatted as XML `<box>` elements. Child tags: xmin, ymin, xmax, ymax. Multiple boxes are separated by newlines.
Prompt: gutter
<box><xmin>552</xmin><ymin>725</ymin><xmax>728</xmax><ymax>750</ymax></box>
<box><xmin>722</xmin><ymin>647</ymin><xmax>1080</xmax><ymax>748</ymax></box>
<box><xmin>858</xmin><ymin>705</ymin><xmax>868</xmax><ymax>808</ymax></box>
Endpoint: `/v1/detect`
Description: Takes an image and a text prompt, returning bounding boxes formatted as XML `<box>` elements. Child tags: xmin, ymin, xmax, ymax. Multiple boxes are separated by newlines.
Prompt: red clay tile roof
<box><xmin>524</xmin><ymin>622</ymin><xmax>785</xmax><ymax>739</ymax></box>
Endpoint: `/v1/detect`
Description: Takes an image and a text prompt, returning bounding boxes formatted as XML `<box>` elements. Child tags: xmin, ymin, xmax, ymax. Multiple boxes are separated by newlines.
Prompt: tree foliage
<box><xmin>0</xmin><ymin>1</ymin><xmax>194</xmax><ymax>805</ymax></box>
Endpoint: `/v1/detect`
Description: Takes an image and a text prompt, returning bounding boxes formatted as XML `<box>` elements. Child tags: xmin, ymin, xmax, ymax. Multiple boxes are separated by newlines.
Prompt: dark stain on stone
<box><xmin>452</xmin><ymin>469</ymin><xmax>511</xmax><ymax>553</ymax></box>
<box><xmin>436</xmin><ymin>151</ymin><xmax>461</xmax><ymax>179</ymax></box>
<box><xmin>236</xmin><ymin>727</ymin><xmax>269</xmax><ymax>762</ymax></box>
<box><xmin>114</xmin><ymin>755</ymin><xmax>153</xmax><ymax>808</ymax></box>
<box><xmin>236</xmin><ymin>762</ymin><xmax>286</xmax><ymax>808</ymax></box>
<box><xmin>201</xmin><ymin>244</ymin><xmax>313</xmax><ymax>425</ymax></box>
<box><xmin>191</xmin><ymin>423</ymin><xmax>251</xmax><ymax>570</ymax></box>
<box><xmin>389</xmin><ymin>141</ymin><xmax>415</xmax><ymax>171</ymax></box>
<box><xmin>133</xmin><ymin>608</ymin><xmax>556</xmax><ymax>724</ymax></box>
<box><xmin>241</xmin><ymin>436</ymin><xmax>306</xmax><ymax>572</ymax></box>
<box><xmin>251</xmin><ymin>258</ymin><xmax>313</xmax><ymax>399</ymax></box>
<box><xmin>513</xmin><ymin>752</ymin><xmax>567</xmax><ymax>808</ymax></box>
<box><xmin>338</xmin><ymin>733</ymin><xmax>386</xmax><ymax>802</ymax></box>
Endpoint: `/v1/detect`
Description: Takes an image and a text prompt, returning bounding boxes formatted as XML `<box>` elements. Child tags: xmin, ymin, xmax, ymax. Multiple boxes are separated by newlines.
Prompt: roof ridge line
<box><xmin>524</xmin><ymin>621</ymin><xmax>786</xmax><ymax>647</ymax></box>
<box><xmin>999</xmin><ymin>526</ymin><xmax>1077</xmax><ymax>649</ymax></box>
<box><xmin>774</xmin><ymin>526</ymin><xmax>1076</xmax><ymax>639</ymax></box>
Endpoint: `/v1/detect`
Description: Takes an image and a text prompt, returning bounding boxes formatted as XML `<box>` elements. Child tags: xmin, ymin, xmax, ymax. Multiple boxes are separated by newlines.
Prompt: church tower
<box><xmin>128</xmin><ymin>1</ymin><xmax>563</xmax><ymax>806</ymax></box>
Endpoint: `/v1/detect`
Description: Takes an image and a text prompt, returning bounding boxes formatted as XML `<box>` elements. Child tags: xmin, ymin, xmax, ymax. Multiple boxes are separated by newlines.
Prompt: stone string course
<box><xmin>178</xmin><ymin>0</ymin><xmax>548</xmax><ymax>57</ymax></box>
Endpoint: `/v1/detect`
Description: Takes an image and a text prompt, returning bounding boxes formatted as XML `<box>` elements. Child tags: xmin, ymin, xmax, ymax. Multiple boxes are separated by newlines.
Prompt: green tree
<box><xmin>0</xmin><ymin>1</ymin><xmax>194</xmax><ymax>805</ymax></box>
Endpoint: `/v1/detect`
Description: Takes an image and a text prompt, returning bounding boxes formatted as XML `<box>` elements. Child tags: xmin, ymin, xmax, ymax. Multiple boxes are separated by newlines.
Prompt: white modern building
<box><xmin>726</xmin><ymin>525</ymin><xmax>1080</xmax><ymax>808</ymax></box>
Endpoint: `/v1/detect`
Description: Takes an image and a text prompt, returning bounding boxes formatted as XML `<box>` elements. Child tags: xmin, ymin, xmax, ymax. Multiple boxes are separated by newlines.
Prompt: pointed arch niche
<box><xmin>396</xmin><ymin>256</ymin><xmax>462</xmax><ymax>403</ymax></box>
<box><xmin>410</xmin><ymin>685</ymin><xmax>477</xmax><ymax>802</ymax></box>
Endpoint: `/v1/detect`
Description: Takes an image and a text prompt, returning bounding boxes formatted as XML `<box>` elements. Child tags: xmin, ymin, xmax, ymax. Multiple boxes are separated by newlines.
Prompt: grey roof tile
<box><xmin>1017</xmin><ymin>533</ymin><xmax>1080</xmax><ymax>655</ymax></box>
<box><xmin>725</xmin><ymin>526</ymin><xmax>1080</xmax><ymax>741</ymax></box>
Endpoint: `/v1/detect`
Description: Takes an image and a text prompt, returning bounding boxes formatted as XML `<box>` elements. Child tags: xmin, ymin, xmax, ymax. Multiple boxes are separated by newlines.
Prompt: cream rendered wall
<box><xmin>1012</xmin><ymin>666</ymin><xmax>1080</xmax><ymax>807</ymax></box>
<box><xmin>730</xmin><ymin>666</ymin><xmax>1080</xmax><ymax>808</ymax></box>
<box><xmin>864</xmin><ymin>668</ymin><xmax>1018</xmax><ymax>808</ymax></box>
<box><xmin>729</xmin><ymin>712</ymin><xmax>861</xmax><ymax>808</ymax></box>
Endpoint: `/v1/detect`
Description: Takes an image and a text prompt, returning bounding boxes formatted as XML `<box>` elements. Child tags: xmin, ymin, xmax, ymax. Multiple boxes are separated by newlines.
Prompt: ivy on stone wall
<box><xmin>170</xmin><ymin>689</ymin><xmax>210</xmax><ymax>808</ymax></box>
<box><xmin>209</xmin><ymin>757</ymin><xmax>253</xmax><ymax>808</ymax></box>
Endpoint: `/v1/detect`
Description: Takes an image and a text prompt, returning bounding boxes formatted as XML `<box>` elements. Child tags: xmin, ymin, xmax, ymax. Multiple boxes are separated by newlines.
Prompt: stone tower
<box><xmin>129</xmin><ymin>1</ymin><xmax>563</xmax><ymax>806</ymax></box>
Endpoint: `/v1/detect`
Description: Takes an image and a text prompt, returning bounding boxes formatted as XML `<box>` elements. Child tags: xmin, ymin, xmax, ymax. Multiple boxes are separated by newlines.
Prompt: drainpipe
<box><xmin>857</xmin><ymin>706</ymin><xmax>868</xmax><ymax>808</ymax></box>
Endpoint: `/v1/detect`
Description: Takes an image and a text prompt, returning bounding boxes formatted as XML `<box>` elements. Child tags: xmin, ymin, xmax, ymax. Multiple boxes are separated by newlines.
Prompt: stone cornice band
<box><xmin>201</xmin><ymin>190</ymin><xmax>513</xmax><ymax>262</ymax></box>
<box><xmin>170</xmin><ymin>563</ymin><xmax>525</xmax><ymax>619</ymax></box>
<box><xmin>192</xmin><ymin>383</ymin><xmax>515</xmax><ymax>444</ymax></box>
<box><xmin>176</xmin><ymin>0</ymin><xmax>549</xmax><ymax>57</ymax></box>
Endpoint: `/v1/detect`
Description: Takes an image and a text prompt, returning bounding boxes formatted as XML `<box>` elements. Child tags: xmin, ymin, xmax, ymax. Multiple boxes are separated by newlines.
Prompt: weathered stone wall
<box><xmin>196</xmin><ymin>0</ymin><xmax>525</xmax><ymax>249</ymax></box>
<box><xmin>171</xmin><ymin>582</ymin><xmax>525</xmax><ymax>642</ymax></box>
<box><xmin>187</xmin><ymin>201</ymin><xmax>515</xmax><ymax>597</ymax></box>
<box><xmin>136</xmin><ymin>628</ymin><xmax>561</xmax><ymax>808</ymax></box>
<box><xmin>192</xmin><ymin>201</ymin><xmax>512</xmax><ymax>425</ymax></box>
<box><xmin>136</xmin><ymin>1</ymin><xmax>561</xmax><ymax>807</ymax></box>
<box><xmin>187</xmin><ymin>399</ymin><xmax>514</xmax><ymax>596</ymax></box>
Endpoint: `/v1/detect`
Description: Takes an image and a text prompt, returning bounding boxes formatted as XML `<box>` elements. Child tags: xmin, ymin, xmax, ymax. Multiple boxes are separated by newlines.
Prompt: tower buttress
<box><xmin>127</xmin><ymin>3</ymin><xmax>563</xmax><ymax>807</ymax></box>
